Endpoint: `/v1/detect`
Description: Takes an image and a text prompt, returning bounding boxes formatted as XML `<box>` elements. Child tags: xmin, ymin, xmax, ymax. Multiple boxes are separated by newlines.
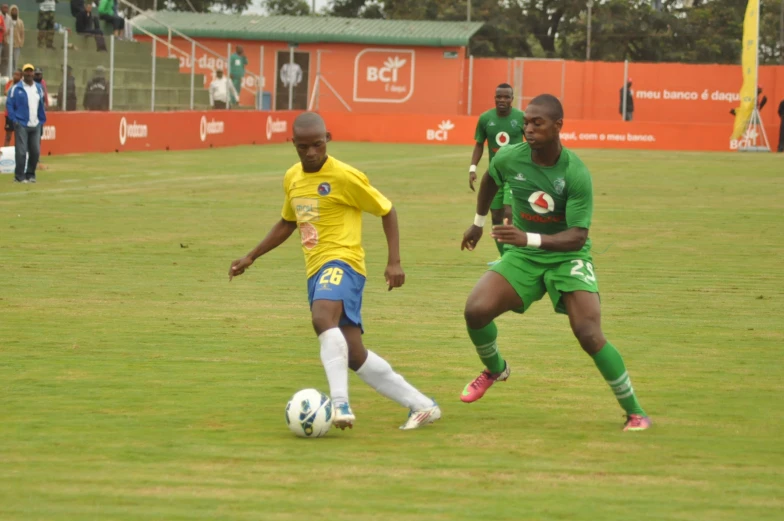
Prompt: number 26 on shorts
<box><xmin>570</xmin><ymin>259</ymin><xmax>596</xmax><ymax>283</ymax></box>
<box><xmin>319</xmin><ymin>267</ymin><xmax>344</xmax><ymax>286</ymax></box>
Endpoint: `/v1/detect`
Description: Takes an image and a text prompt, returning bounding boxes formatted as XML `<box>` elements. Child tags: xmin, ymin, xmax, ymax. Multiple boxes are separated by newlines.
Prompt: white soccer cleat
<box><xmin>399</xmin><ymin>400</ymin><xmax>442</xmax><ymax>430</ymax></box>
<box><xmin>333</xmin><ymin>403</ymin><xmax>355</xmax><ymax>430</ymax></box>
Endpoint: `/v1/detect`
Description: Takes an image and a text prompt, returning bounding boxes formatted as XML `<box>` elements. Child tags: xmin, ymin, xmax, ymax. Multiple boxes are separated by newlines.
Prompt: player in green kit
<box><xmin>469</xmin><ymin>83</ymin><xmax>525</xmax><ymax>266</ymax></box>
<box><xmin>459</xmin><ymin>94</ymin><xmax>652</xmax><ymax>431</ymax></box>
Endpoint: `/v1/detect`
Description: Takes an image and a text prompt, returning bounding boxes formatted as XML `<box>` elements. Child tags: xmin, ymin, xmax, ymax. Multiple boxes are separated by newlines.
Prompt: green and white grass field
<box><xmin>1</xmin><ymin>144</ymin><xmax>782</xmax><ymax>520</ymax></box>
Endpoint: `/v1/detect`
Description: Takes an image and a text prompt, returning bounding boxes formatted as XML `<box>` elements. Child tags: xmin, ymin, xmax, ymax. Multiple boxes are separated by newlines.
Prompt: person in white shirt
<box><xmin>6</xmin><ymin>63</ymin><xmax>46</xmax><ymax>183</ymax></box>
<box><xmin>209</xmin><ymin>69</ymin><xmax>238</xmax><ymax>110</ymax></box>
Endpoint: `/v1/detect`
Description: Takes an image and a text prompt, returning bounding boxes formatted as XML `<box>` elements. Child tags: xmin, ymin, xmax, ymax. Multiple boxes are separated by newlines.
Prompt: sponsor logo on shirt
<box><xmin>521</xmin><ymin>190</ymin><xmax>563</xmax><ymax>223</ymax></box>
<box><xmin>514</xmin><ymin>173</ymin><xmax>526</xmax><ymax>181</ymax></box>
<box><xmin>496</xmin><ymin>131</ymin><xmax>510</xmax><ymax>147</ymax></box>
<box><xmin>528</xmin><ymin>191</ymin><xmax>555</xmax><ymax>214</ymax></box>
<box><xmin>317</xmin><ymin>182</ymin><xmax>331</xmax><ymax>196</ymax></box>
<box><xmin>426</xmin><ymin>120</ymin><xmax>455</xmax><ymax>142</ymax></box>
<box><xmin>300</xmin><ymin>222</ymin><xmax>319</xmax><ymax>250</ymax></box>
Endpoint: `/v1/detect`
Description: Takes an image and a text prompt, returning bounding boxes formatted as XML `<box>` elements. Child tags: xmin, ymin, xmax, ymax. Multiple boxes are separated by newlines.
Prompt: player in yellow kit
<box><xmin>229</xmin><ymin>112</ymin><xmax>441</xmax><ymax>431</ymax></box>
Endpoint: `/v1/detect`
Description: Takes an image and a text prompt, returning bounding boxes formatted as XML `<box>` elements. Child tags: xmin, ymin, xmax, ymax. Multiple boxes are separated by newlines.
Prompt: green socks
<box><xmin>467</xmin><ymin>321</ymin><xmax>506</xmax><ymax>374</ymax></box>
<box><xmin>592</xmin><ymin>342</ymin><xmax>646</xmax><ymax>415</ymax></box>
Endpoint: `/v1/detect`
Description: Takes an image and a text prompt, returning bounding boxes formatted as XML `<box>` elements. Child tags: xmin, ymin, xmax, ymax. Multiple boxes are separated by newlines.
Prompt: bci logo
<box><xmin>366</xmin><ymin>57</ymin><xmax>407</xmax><ymax>84</ymax></box>
<box><xmin>426</xmin><ymin>120</ymin><xmax>455</xmax><ymax>142</ymax></box>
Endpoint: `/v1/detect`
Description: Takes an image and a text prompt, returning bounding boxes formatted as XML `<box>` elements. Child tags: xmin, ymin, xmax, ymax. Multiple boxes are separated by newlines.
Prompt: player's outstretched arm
<box><xmin>461</xmin><ymin>172</ymin><xmax>499</xmax><ymax>251</ymax></box>
<box><xmin>228</xmin><ymin>219</ymin><xmax>297</xmax><ymax>281</ymax></box>
<box><xmin>491</xmin><ymin>222</ymin><xmax>588</xmax><ymax>252</ymax></box>
<box><xmin>381</xmin><ymin>207</ymin><xmax>405</xmax><ymax>291</ymax></box>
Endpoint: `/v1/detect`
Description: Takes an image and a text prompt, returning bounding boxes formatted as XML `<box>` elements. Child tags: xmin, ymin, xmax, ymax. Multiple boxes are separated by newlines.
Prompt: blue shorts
<box><xmin>307</xmin><ymin>260</ymin><xmax>366</xmax><ymax>332</ymax></box>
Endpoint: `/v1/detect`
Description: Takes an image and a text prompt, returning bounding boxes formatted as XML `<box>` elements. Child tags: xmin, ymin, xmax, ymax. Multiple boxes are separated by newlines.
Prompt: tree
<box><xmin>322</xmin><ymin>0</ymin><xmax>782</xmax><ymax>65</ymax></box>
<box><xmin>130</xmin><ymin>0</ymin><xmax>251</xmax><ymax>13</ymax></box>
<box><xmin>263</xmin><ymin>0</ymin><xmax>310</xmax><ymax>16</ymax></box>
<box><xmin>327</xmin><ymin>0</ymin><xmax>383</xmax><ymax>17</ymax></box>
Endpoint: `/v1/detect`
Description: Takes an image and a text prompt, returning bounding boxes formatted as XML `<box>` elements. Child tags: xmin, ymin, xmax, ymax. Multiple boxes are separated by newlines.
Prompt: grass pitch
<box><xmin>1</xmin><ymin>144</ymin><xmax>782</xmax><ymax>520</ymax></box>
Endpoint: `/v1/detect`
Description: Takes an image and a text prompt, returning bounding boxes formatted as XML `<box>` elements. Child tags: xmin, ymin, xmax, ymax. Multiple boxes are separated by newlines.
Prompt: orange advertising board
<box><xmin>137</xmin><ymin>34</ymin><xmax>784</xmax><ymax>126</ymax></box>
<box><xmin>40</xmin><ymin>111</ymin><xmax>297</xmax><ymax>155</ymax></box>
<box><xmin>137</xmin><ymin>36</ymin><xmax>466</xmax><ymax>115</ymax></box>
<box><xmin>36</xmin><ymin>110</ymin><xmax>778</xmax><ymax>156</ymax></box>
<box><xmin>320</xmin><ymin>112</ymin><xmax>777</xmax><ymax>152</ymax></box>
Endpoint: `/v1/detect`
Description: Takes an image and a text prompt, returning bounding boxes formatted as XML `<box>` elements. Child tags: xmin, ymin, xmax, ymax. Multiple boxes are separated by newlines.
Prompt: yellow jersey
<box><xmin>281</xmin><ymin>156</ymin><xmax>393</xmax><ymax>278</ymax></box>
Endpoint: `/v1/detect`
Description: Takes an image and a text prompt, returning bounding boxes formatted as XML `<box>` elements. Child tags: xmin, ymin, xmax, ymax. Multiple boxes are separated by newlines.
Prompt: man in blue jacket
<box><xmin>7</xmin><ymin>63</ymin><xmax>46</xmax><ymax>183</ymax></box>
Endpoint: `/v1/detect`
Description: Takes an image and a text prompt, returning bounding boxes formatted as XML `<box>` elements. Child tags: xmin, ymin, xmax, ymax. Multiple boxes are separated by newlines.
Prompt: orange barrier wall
<box><xmin>137</xmin><ymin>37</ymin><xmax>467</xmax><ymax>115</ymax></box>
<box><xmin>469</xmin><ymin>60</ymin><xmax>784</xmax><ymax>125</ymax></box>
<box><xmin>40</xmin><ymin>111</ymin><xmax>297</xmax><ymax>155</ymax></box>
<box><xmin>136</xmin><ymin>34</ymin><xmax>784</xmax><ymax>124</ymax></box>
<box><xmin>39</xmin><ymin>111</ymin><xmax>778</xmax><ymax>155</ymax></box>
<box><xmin>322</xmin><ymin>111</ymin><xmax>777</xmax><ymax>152</ymax></box>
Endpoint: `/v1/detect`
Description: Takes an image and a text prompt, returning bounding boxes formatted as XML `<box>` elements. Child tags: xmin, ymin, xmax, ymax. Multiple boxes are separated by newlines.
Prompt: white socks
<box><xmin>318</xmin><ymin>329</ymin><xmax>431</xmax><ymax>411</ymax></box>
<box><xmin>356</xmin><ymin>350</ymin><xmax>433</xmax><ymax>410</ymax></box>
<box><xmin>318</xmin><ymin>328</ymin><xmax>349</xmax><ymax>406</ymax></box>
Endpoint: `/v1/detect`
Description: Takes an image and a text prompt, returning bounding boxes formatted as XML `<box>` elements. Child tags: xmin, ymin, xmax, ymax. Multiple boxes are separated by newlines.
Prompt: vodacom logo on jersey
<box><xmin>119</xmin><ymin>117</ymin><xmax>148</xmax><ymax>145</ymax></box>
<box><xmin>523</xmin><ymin>190</ymin><xmax>564</xmax><ymax>223</ymax></box>
<box><xmin>528</xmin><ymin>191</ymin><xmax>555</xmax><ymax>214</ymax></box>
<box><xmin>496</xmin><ymin>131</ymin><xmax>510</xmax><ymax>147</ymax></box>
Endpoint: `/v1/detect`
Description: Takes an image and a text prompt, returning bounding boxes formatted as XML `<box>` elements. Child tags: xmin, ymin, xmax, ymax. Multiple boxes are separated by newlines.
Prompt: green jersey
<box><xmin>229</xmin><ymin>53</ymin><xmax>248</xmax><ymax>78</ymax></box>
<box><xmin>474</xmin><ymin>108</ymin><xmax>525</xmax><ymax>160</ymax></box>
<box><xmin>489</xmin><ymin>142</ymin><xmax>593</xmax><ymax>259</ymax></box>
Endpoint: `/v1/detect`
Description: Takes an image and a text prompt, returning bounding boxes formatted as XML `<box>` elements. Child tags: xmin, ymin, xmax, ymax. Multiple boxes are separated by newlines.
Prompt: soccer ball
<box><xmin>285</xmin><ymin>389</ymin><xmax>333</xmax><ymax>438</ymax></box>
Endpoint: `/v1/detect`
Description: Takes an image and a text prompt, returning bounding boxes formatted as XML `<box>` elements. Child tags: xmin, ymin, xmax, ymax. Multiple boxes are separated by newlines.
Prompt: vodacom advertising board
<box><xmin>41</xmin><ymin>111</ymin><xmax>296</xmax><ymax>155</ymax></box>
<box><xmin>39</xmin><ymin>110</ymin><xmax>774</xmax><ymax>156</ymax></box>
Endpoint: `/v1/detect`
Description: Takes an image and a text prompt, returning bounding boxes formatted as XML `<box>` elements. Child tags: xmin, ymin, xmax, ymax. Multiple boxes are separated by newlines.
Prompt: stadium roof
<box><xmin>131</xmin><ymin>13</ymin><xmax>484</xmax><ymax>48</ymax></box>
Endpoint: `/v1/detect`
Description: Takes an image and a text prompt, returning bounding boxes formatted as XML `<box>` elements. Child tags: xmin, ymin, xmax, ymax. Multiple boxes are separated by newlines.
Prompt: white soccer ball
<box><xmin>285</xmin><ymin>389</ymin><xmax>333</xmax><ymax>438</ymax></box>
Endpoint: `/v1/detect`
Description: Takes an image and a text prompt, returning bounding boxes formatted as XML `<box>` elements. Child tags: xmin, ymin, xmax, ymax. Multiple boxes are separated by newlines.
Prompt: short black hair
<box><xmin>293</xmin><ymin>111</ymin><xmax>327</xmax><ymax>134</ymax></box>
<box><xmin>528</xmin><ymin>94</ymin><xmax>564</xmax><ymax>120</ymax></box>
<box><xmin>497</xmin><ymin>83</ymin><xmax>513</xmax><ymax>92</ymax></box>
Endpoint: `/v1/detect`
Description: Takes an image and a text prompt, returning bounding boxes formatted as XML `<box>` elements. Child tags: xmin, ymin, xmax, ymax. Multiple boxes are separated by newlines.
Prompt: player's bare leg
<box><xmin>460</xmin><ymin>271</ymin><xmax>521</xmax><ymax>402</ymax></box>
<box><xmin>342</xmin><ymin>325</ymin><xmax>441</xmax><ymax>430</ymax></box>
<box><xmin>563</xmin><ymin>291</ymin><xmax>651</xmax><ymax>431</ymax></box>
<box><xmin>311</xmin><ymin>299</ymin><xmax>355</xmax><ymax>429</ymax></box>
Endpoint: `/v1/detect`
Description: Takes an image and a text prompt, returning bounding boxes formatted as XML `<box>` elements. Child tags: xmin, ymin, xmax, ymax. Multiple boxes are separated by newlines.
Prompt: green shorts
<box><xmin>490</xmin><ymin>249</ymin><xmax>599</xmax><ymax>314</ymax></box>
<box><xmin>490</xmin><ymin>181</ymin><xmax>512</xmax><ymax>210</ymax></box>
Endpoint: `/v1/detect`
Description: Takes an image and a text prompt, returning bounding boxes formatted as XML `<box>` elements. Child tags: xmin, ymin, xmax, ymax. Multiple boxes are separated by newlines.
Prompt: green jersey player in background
<box><xmin>460</xmin><ymin>94</ymin><xmax>651</xmax><ymax>432</ymax></box>
<box><xmin>469</xmin><ymin>83</ymin><xmax>525</xmax><ymax>266</ymax></box>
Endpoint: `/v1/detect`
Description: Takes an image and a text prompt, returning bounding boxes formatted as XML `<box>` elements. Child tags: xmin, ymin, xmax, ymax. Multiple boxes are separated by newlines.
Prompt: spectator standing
<box><xmin>4</xmin><ymin>67</ymin><xmax>21</xmax><ymax>145</ymax></box>
<box><xmin>37</xmin><ymin>0</ymin><xmax>56</xmax><ymax>50</ymax></box>
<box><xmin>208</xmin><ymin>69</ymin><xmax>238</xmax><ymax>110</ymax></box>
<box><xmin>0</xmin><ymin>7</ymin><xmax>5</xmax><ymax>72</ymax></box>
<box><xmin>98</xmin><ymin>0</ymin><xmax>123</xmax><ymax>38</ymax></box>
<box><xmin>0</xmin><ymin>4</ymin><xmax>8</xmax><ymax>73</ymax></box>
<box><xmin>83</xmin><ymin>65</ymin><xmax>109</xmax><ymax>110</ymax></box>
<box><xmin>619</xmin><ymin>78</ymin><xmax>634</xmax><ymax>121</ymax></box>
<box><xmin>33</xmin><ymin>67</ymin><xmax>49</xmax><ymax>107</ymax></box>
<box><xmin>75</xmin><ymin>2</ymin><xmax>106</xmax><ymax>51</ymax></box>
<box><xmin>8</xmin><ymin>5</ymin><xmax>22</xmax><ymax>71</ymax></box>
<box><xmin>7</xmin><ymin>63</ymin><xmax>46</xmax><ymax>184</ymax></box>
<box><xmin>777</xmin><ymin>99</ymin><xmax>784</xmax><ymax>153</ymax></box>
<box><xmin>229</xmin><ymin>45</ymin><xmax>247</xmax><ymax>106</ymax></box>
<box><xmin>57</xmin><ymin>65</ymin><xmax>76</xmax><ymax>111</ymax></box>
